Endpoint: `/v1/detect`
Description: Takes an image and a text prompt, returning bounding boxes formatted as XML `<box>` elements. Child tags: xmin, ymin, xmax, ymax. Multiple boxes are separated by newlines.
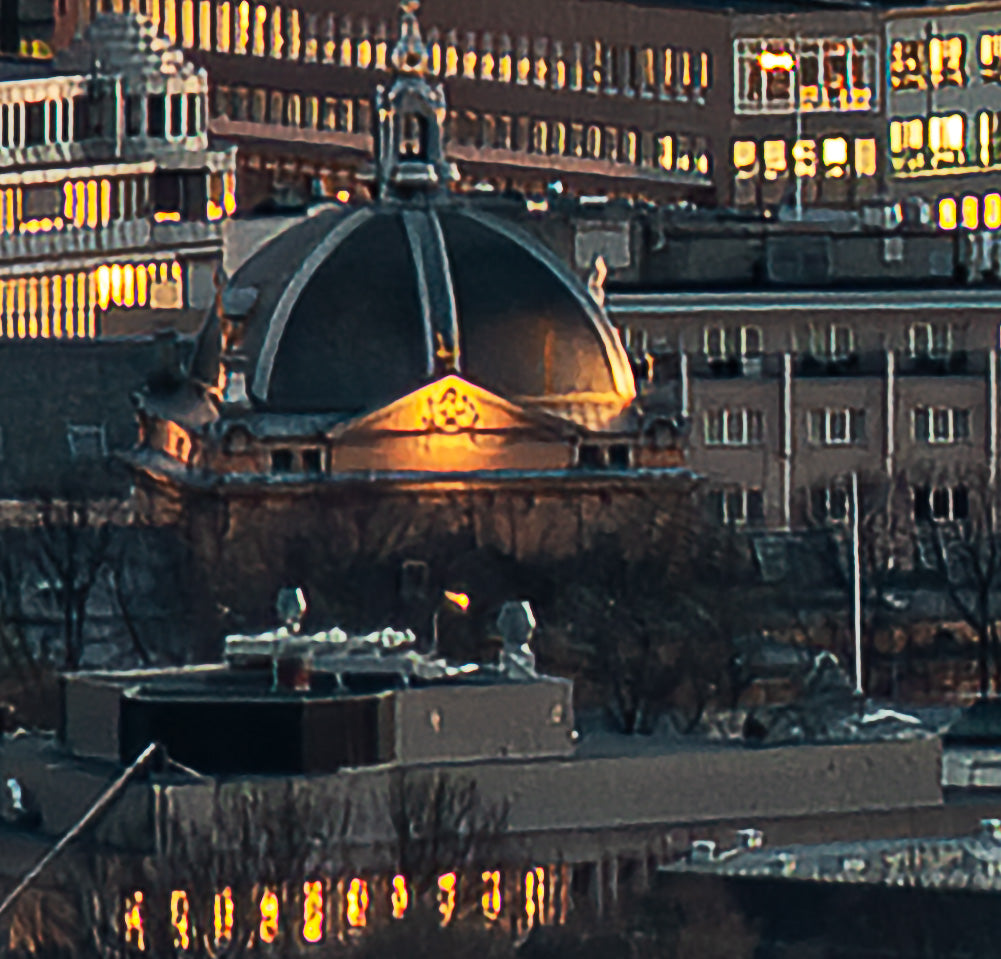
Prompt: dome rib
<box><xmin>252</xmin><ymin>207</ymin><xmax>376</xmax><ymax>402</ymax></box>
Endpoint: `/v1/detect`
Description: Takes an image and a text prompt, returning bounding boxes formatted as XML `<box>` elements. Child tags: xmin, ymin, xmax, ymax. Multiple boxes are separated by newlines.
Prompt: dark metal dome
<box><xmin>198</xmin><ymin>202</ymin><xmax>635</xmax><ymax>425</ymax></box>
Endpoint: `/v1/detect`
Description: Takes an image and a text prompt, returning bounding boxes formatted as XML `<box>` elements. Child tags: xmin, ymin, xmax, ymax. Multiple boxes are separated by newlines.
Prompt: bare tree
<box><xmin>926</xmin><ymin>467</ymin><xmax>1001</xmax><ymax>698</ymax></box>
<box><xmin>31</xmin><ymin>495</ymin><xmax>116</xmax><ymax>671</ymax></box>
<box><xmin>547</xmin><ymin>523</ymin><xmax>757</xmax><ymax>734</ymax></box>
<box><xmin>815</xmin><ymin>471</ymin><xmax>913</xmax><ymax>694</ymax></box>
<box><xmin>385</xmin><ymin>770</ymin><xmax>511</xmax><ymax>903</ymax></box>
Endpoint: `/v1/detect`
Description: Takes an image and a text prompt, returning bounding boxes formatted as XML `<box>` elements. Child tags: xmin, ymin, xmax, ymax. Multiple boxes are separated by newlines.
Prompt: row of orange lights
<box><xmin>123</xmin><ymin>868</ymin><xmax>557</xmax><ymax>951</ymax></box>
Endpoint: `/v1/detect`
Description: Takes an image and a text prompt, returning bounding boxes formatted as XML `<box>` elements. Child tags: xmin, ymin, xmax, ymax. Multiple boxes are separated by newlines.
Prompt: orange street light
<box><xmin>431</xmin><ymin>590</ymin><xmax>470</xmax><ymax>654</ymax></box>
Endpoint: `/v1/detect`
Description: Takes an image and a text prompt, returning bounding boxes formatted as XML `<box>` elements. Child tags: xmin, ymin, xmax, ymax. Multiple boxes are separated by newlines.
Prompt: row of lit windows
<box><xmin>889</xmin><ymin>111</ymin><xmax>1001</xmax><ymax>175</ymax></box>
<box><xmin>121</xmin><ymin>867</ymin><xmax>563</xmax><ymax>951</ymax></box>
<box><xmin>734</xmin><ymin>37</ymin><xmax>877</xmax><ymax>115</ymax></box>
<box><xmin>0</xmin><ymin>262</ymin><xmax>182</xmax><ymax>339</ymax></box>
<box><xmin>112</xmin><ymin>0</ymin><xmax>713</xmax><ymax>103</ymax></box>
<box><xmin>733</xmin><ymin>136</ymin><xmax>877</xmax><ymax>182</ymax></box>
<box><xmin>216</xmin><ymin>82</ymin><xmax>713</xmax><ymax>179</ymax></box>
<box><xmin>937</xmin><ymin>192</ymin><xmax>1001</xmax><ymax>231</ymax></box>
<box><xmin>1</xmin><ymin>181</ymin><xmax>113</xmax><ymax>235</ymax></box>
<box><xmin>889</xmin><ymin>32</ymin><xmax>1001</xmax><ymax>91</ymax></box>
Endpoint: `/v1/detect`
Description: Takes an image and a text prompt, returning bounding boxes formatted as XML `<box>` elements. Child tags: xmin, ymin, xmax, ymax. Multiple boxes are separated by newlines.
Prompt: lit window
<box><xmin>938</xmin><ymin>196</ymin><xmax>958</xmax><ymax>230</ymax></box>
<box><xmin>928</xmin><ymin>113</ymin><xmax>965</xmax><ymax>168</ymax></box>
<box><xmin>170</xmin><ymin>891</ymin><xmax>190</xmax><ymax>950</ymax></box>
<box><xmin>344</xmin><ymin>878</ymin><xmax>367</xmax><ymax>929</ymax></box>
<box><xmin>854</xmin><ymin>138</ymin><xmax>876</xmax><ymax>176</ymax></box>
<box><xmin>890</xmin><ymin>39</ymin><xmax>927</xmax><ymax>90</ymax></box>
<box><xmin>980</xmin><ymin>32</ymin><xmax>1001</xmax><ymax>83</ymax></box>
<box><xmin>123</xmin><ymin>891</ymin><xmax>145</xmax><ymax>952</ymax></box>
<box><xmin>792</xmin><ymin>138</ymin><xmax>817</xmax><ymax>177</ymax></box>
<box><xmin>481</xmin><ymin>871</ymin><xmax>501</xmax><ymax>922</ymax></box>
<box><xmin>303</xmin><ymin>881</ymin><xmax>325</xmax><ymax>941</ymax></box>
<box><xmin>928</xmin><ymin>35</ymin><xmax>965</xmax><ymax>88</ymax></box>
<box><xmin>657</xmin><ymin>134</ymin><xmax>673</xmax><ymax>170</ymax></box>
<box><xmin>733</xmin><ymin>139</ymin><xmax>757</xmax><ymax>177</ymax></box>
<box><xmin>763</xmin><ymin>139</ymin><xmax>787</xmax><ymax>179</ymax></box>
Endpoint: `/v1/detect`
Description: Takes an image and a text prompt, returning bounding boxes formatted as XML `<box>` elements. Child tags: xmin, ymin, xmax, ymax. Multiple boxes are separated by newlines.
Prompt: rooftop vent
<box><xmin>690</xmin><ymin>840</ymin><xmax>717</xmax><ymax>863</ymax></box>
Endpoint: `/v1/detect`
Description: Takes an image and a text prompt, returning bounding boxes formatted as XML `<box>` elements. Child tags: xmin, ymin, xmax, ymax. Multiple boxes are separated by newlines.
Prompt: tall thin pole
<box><xmin>851</xmin><ymin>470</ymin><xmax>864</xmax><ymax>697</ymax></box>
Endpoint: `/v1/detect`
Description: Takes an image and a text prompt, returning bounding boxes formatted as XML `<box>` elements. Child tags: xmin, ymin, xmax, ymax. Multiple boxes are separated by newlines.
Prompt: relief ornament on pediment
<box><xmin>421</xmin><ymin>385</ymin><xmax>481</xmax><ymax>433</ymax></box>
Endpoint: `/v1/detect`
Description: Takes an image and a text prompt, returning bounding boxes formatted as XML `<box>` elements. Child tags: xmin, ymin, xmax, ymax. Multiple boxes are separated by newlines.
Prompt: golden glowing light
<box><xmin>259</xmin><ymin>889</ymin><xmax>279</xmax><ymax>943</ymax></box>
<box><xmin>303</xmin><ymin>881</ymin><xmax>325</xmax><ymax>941</ymax></box>
<box><xmin>154</xmin><ymin>211</ymin><xmax>182</xmax><ymax>223</ymax></box>
<box><xmin>214</xmin><ymin>888</ymin><xmax>234</xmax><ymax>945</ymax></box>
<box><xmin>524</xmin><ymin>867</ymin><xmax>546</xmax><ymax>928</ymax></box>
<box><xmin>939</xmin><ymin>196</ymin><xmax>958</xmax><ymax>230</ymax></box>
<box><xmin>335</xmin><ymin>190</ymin><xmax>351</xmax><ymax>203</ymax></box>
<box><xmin>962</xmin><ymin>194</ymin><xmax>980</xmax><ymax>230</ymax></box>
<box><xmin>345</xmin><ymin>878</ymin><xmax>367</xmax><ymax>929</ymax></box>
<box><xmin>170</xmin><ymin>891</ymin><xmax>190</xmax><ymax>950</ymax></box>
<box><xmin>758</xmin><ymin>50</ymin><xmax>794</xmax><ymax>72</ymax></box>
<box><xmin>124</xmin><ymin>891</ymin><xmax>146</xmax><ymax>951</ymax></box>
<box><xmin>985</xmin><ymin>193</ymin><xmax>1001</xmax><ymax>229</ymax></box>
<box><xmin>437</xmin><ymin>872</ymin><xmax>457</xmax><ymax>926</ymax></box>
<box><xmin>391</xmin><ymin>875</ymin><xmax>409</xmax><ymax>919</ymax></box>
<box><xmin>481</xmin><ymin>871</ymin><xmax>502</xmax><ymax>921</ymax></box>
<box><xmin>444</xmin><ymin>590</ymin><xmax>470</xmax><ymax>611</ymax></box>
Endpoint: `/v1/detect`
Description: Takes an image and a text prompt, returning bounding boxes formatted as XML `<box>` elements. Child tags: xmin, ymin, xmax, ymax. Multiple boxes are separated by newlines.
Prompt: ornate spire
<box><xmin>391</xmin><ymin>0</ymin><xmax>429</xmax><ymax>76</ymax></box>
<box><xmin>365</xmin><ymin>0</ymin><xmax>459</xmax><ymax>199</ymax></box>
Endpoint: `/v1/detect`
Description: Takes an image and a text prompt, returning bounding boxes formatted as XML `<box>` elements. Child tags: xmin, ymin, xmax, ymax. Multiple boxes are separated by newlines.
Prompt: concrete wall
<box><xmin>393</xmin><ymin>678</ymin><xmax>574</xmax><ymax>763</ymax></box>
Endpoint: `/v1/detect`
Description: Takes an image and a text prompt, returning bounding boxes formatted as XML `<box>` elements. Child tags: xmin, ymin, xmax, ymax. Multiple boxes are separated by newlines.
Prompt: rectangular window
<box><xmin>811</xmin><ymin>323</ymin><xmax>855</xmax><ymax>358</ymax></box>
<box><xmin>735</xmin><ymin>36</ymin><xmax>875</xmax><ymax>114</ymax></box>
<box><xmin>703</xmin><ymin>325</ymin><xmax>726</xmax><ymax>359</ymax></box>
<box><xmin>712</xmin><ymin>487</ymin><xmax>765</xmax><ymax>527</ymax></box>
<box><xmin>704</xmin><ymin>409</ymin><xmax>764</xmax><ymax>446</ymax></box>
<box><xmin>811</xmin><ymin>485</ymin><xmax>849</xmax><ymax>523</ymax></box>
<box><xmin>908</xmin><ymin>321</ymin><xmax>952</xmax><ymax>358</ymax></box>
<box><xmin>914</xmin><ymin>484</ymin><xmax>969</xmax><ymax>522</ymax></box>
<box><xmin>808</xmin><ymin>408</ymin><xmax>865</xmax><ymax>445</ymax></box>
<box><xmin>67</xmin><ymin>423</ymin><xmax>107</xmax><ymax>459</ymax></box>
<box><xmin>913</xmin><ymin>407</ymin><xmax>971</xmax><ymax>444</ymax></box>
<box><xmin>980</xmin><ymin>32</ymin><xmax>1001</xmax><ymax>83</ymax></box>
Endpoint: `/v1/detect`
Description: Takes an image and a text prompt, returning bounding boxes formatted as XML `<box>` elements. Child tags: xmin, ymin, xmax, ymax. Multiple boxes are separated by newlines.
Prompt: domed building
<box><xmin>130</xmin><ymin>1</ymin><xmax>687</xmax><ymax>640</ymax></box>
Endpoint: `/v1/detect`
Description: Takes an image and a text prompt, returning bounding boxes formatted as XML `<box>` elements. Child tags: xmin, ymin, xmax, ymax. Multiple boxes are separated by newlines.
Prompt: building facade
<box><xmin>0</xmin><ymin>11</ymin><xmax>236</xmax><ymax>342</ymax></box>
<box><xmin>610</xmin><ymin>281</ymin><xmax>1001</xmax><ymax>532</ymax></box>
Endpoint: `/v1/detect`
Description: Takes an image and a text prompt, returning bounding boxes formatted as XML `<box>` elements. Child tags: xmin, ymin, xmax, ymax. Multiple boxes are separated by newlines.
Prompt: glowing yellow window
<box><xmin>270</xmin><ymin>6</ymin><xmax>283</xmax><ymax>58</ymax></box>
<box><xmin>344</xmin><ymin>878</ymin><xmax>366</xmax><ymax>929</ymax></box>
<box><xmin>938</xmin><ymin>197</ymin><xmax>957</xmax><ymax>230</ymax></box>
<box><xmin>961</xmin><ymin>195</ymin><xmax>979</xmax><ymax>230</ymax></box>
<box><xmin>986</xmin><ymin>192</ymin><xmax>1001</xmax><ymax>229</ymax></box>
<box><xmin>215</xmin><ymin>1</ymin><xmax>230</xmax><ymax>52</ymax></box>
<box><xmin>658</xmin><ymin>135</ymin><xmax>674</xmax><ymax>171</ymax></box>
<box><xmin>252</xmin><ymin>3</ymin><xmax>267</xmax><ymax>57</ymax></box>
<box><xmin>391</xmin><ymin>876</ymin><xmax>408</xmax><ymax>919</ymax></box>
<box><xmin>170</xmin><ymin>891</ymin><xmax>190</xmax><ymax>950</ymax></box>
<box><xmin>822</xmin><ymin>137</ymin><xmax>847</xmax><ymax>167</ymax></box>
<box><xmin>854</xmin><ymin>139</ymin><xmax>876</xmax><ymax>176</ymax></box>
<box><xmin>437</xmin><ymin>873</ymin><xmax>457</xmax><ymax>926</ymax></box>
<box><xmin>259</xmin><ymin>889</ymin><xmax>279</xmax><ymax>943</ymax></box>
<box><xmin>123</xmin><ymin>891</ymin><xmax>145</xmax><ymax>951</ymax></box>
<box><xmin>792</xmin><ymin>139</ymin><xmax>817</xmax><ymax>178</ymax></box>
<box><xmin>198</xmin><ymin>0</ymin><xmax>210</xmax><ymax>49</ymax></box>
<box><xmin>733</xmin><ymin>139</ymin><xmax>757</xmax><ymax>176</ymax></box>
<box><xmin>763</xmin><ymin>140</ymin><xmax>787</xmax><ymax>180</ymax></box>
<box><xmin>235</xmin><ymin>1</ymin><xmax>249</xmax><ymax>54</ymax></box>
<box><xmin>180</xmin><ymin>0</ymin><xmax>194</xmax><ymax>48</ymax></box>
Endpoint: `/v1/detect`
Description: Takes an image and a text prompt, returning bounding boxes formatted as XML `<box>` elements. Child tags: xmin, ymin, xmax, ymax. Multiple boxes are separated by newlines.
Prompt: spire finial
<box><xmin>391</xmin><ymin>0</ymin><xmax>428</xmax><ymax>76</ymax></box>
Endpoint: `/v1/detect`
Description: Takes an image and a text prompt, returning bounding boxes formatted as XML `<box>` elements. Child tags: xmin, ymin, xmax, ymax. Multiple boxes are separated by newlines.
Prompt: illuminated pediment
<box><xmin>337</xmin><ymin>375</ymin><xmax>574</xmax><ymax>439</ymax></box>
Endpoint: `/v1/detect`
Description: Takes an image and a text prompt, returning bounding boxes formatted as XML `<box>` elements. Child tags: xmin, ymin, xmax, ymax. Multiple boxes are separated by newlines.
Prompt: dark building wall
<box><xmin>0</xmin><ymin>336</ymin><xmax>184</xmax><ymax>497</ymax></box>
<box><xmin>131</xmin><ymin>474</ymin><xmax>697</xmax><ymax>653</ymax></box>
